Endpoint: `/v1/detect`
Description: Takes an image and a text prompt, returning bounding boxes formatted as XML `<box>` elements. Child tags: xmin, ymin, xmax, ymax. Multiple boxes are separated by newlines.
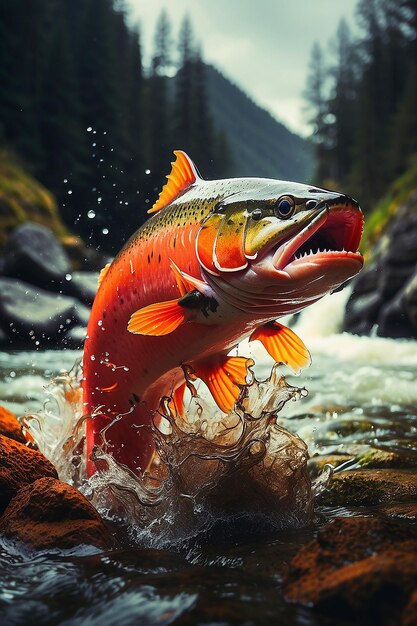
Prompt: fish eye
<box><xmin>251</xmin><ymin>208</ymin><xmax>263</xmax><ymax>221</ymax></box>
<box><xmin>275</xmin><ymin>196</ymin><xmax>295</xmax><ymax>219</ymax></box>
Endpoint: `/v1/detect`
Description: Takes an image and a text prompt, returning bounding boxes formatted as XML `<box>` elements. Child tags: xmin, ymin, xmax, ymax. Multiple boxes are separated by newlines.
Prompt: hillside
<box><xmin>205</xmin><ymin>65</ymin><xmax>313</xmax><ymax>182</ymax></box>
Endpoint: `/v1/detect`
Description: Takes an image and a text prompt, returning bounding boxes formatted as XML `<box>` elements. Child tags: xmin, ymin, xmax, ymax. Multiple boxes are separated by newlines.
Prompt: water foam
<box><xmin>22</xmin><ymin>364</ymin><xmax>315</xmax><ymax>546</ymax></box>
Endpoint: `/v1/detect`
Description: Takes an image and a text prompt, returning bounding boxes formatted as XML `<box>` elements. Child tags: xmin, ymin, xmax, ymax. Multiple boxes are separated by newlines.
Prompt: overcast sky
<box><xmin>126</xmin><ymin>0</ymin><xmax>359</xmax><ymax>137</ymax></box>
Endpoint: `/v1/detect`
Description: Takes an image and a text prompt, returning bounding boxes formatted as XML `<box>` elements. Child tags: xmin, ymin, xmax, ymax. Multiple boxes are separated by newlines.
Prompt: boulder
<box><xmin>349</xmin><ymin>261</ymin><xmax>379</xmax><ymax>295</ymax></box>
<box><xmin>344</xmin><ymin>291</ymin><xmax>382</xmax><ymax>335</ymax></box>
<box><xmin>283</xmin><ymin>516</ymin><xmax>417</xmax><ymax>623</ymax></box>
<box><xmin>64</xmin><ymin>271</ymin><xmax>99</xmax><ymax>306</ymax></box>
<box><xmin>0</xmin><ymin>477</ymin><xmax>111</xmax><ymax>551</ymax></box>
<box><xmin>378</xmin><ymin>261</ymin><xmax>416</xmax><ymax>300</ymax></box>
<box><xmin>0</xmin><ymin>406</ymin><xmax>26</xmax><ymax>443</ymax></box>
<box><xmin>319</xmin><ymin>469</ymin><xmax>417</xmax><ymax>507</ymax></box>
<box><xmin>403</xmin><ymin>271</ymin><xmax>417</xmax><ymax>327</ymax></box>
<box><xmin>0</xmin><ymin>434</ymin><xmax>57</xmax><ymax>513</ymax></box>
<box><xmin>0</xmin><ymin>278</ymin><xmax>87</xmax><ymax>346</ymax></box>
<box><xmin>377</xmin><ymin>296</ymin><xmax>415</xmax><ymax>339</ymax></box>
<box><xmin>3</xmin><ymin>222</ymin><xmax>71</xmax><ymax>290</ymax></box>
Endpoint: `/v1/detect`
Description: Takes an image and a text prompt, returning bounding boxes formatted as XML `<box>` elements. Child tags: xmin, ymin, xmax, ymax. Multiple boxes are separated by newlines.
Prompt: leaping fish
<box><xmin>83</xmin><ymin>151</ymin><xmax>364</xmax><ymax>474</ymax></box>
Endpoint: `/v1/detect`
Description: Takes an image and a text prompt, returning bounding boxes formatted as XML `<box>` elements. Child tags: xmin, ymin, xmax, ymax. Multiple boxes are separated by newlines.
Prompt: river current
<box><xmin>1</xmin><ymin>290</ymin><xmax>416</xmax><ymax>626</ymax></box>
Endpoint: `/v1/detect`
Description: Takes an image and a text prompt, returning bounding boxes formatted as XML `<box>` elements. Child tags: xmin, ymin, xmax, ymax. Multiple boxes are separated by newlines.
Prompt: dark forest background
<box><xmin>0</xmin><ymin>0</ymin><xmax>311</xmax><ymax>254</ymax></box>
<box><xmin>305</xmin><ymin>0</ymin><xmax>417</xmax><ymax>210</ymax></box>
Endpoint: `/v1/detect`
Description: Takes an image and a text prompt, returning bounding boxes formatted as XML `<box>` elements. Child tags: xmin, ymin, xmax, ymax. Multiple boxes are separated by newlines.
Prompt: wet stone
<box><xmin>283</xmin><ymin>516</ymin><xmax>417</xmax><ymax>624</ymax></box>
<box><xmin>0</xmin><ymin>477</ymin><xmax>112</xmax><ymax>551</ymax></box>
<box><xmin>64</xmin><ymin>271</ymin><xmax>98</xmax><ymax>306</ymax></box>
<box><xmin>319</xmin><ymin>469</ymin><xmax>417</xmax><ymax>507</ymax></box>
<box><xmin>0</xmin><ymin>406</ymin><xmax>26</xmax><ymax>443</ymax></box>
<box><xmin>0</xmin><ymin>434</ymin><xmax>58</xmax><ymax>514</ymax></box>
<box><xmin>3</xmin><ymin>222</ymin><xmax>70</xmax><ymax>289</ymax></box>
<box><xmin>0</xmin><ymin>278</ymin><xmax>81</xmax><ymax>346</ymax></box>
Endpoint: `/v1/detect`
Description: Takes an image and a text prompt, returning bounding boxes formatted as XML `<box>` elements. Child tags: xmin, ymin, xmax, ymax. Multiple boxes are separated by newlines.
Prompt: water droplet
<box><xmin>87</xmin><ymin>210</ymin><xmax>96</xmax><ymax>219</ymax></box>
<box><xmin>102</xmin><ymin>228</ymin><xmax>109</xmax><ymax>235</ymax></box>
<box><xmin>65</xmin><ymin>273</ymin><xmax>72</xmax><ymax>281</ymax></box>
<box><xmin>63</xmin><ymin>178</ymin><xmax>68</xmax><ymax>183</ymax></box>
<box><xmin>145</xmin><ymin>169</ymin><xmax>151</xmax><ymax>175</ymax></box>
<box><xmin>87</xmin><ymin>126</ymin><xmax>92</xmax><ymax>132</ymax></box>
<box><xmin>90</xmin><ymin>355</ymin><xmax>96</xmax><ymax>361</ymax></box>
<box><xmin>97</xmin><ymin>197</ymin><xmax>102</xmax><ymax>203</ymax></box>
<box><xmin>98</xmin><ymin>320</ymin><xmax>103</xmax><ymax>327</ymax></box>
<box><xmin>68</xmin><ymin>190</ymin><xmax>73</xmax><ymax>195</ymax></box>
<box><xmin>9</xmin><ymin>371</ymin><xmax>15</xmax><ymax>378</ymax></box>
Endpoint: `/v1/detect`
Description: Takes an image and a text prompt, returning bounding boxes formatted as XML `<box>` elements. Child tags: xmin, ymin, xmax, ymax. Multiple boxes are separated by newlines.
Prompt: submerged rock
<box><xmin>0</xmin><ymin>434</ymin><xmax>57</xmax><ymax>513</ymax></box>
<box><xmin>0</xmin><ymin>477</ymin><xmax>111</xmax><ymax>551</ymax></box>
<box><xmin>0</xmin><ymin>406</ymin><xmax>25</xmax><ymax>443</ymax></box>
<box><xmin>3</xmin><ymin>222</ymin><xmax>71</xmax><ymax>290</ymax></box>
<box><xmin>283</xmin><ymin>516</ymin><xmax>417</xmax><ymax>623</ymax></box>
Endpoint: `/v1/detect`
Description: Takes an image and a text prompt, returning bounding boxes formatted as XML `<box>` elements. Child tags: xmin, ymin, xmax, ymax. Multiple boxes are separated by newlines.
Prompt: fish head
<box><xmin>196</xmin><ymin>179</ymin><xmax>364</xmax><ymax>314</ymax></box>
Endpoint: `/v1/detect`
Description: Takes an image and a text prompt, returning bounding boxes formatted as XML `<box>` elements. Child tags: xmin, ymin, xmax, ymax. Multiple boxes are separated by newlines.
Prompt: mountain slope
<box><xmin>205</xmin><ymin>65</ymin><xmax>313</xmax><ymax>182</ymax></box>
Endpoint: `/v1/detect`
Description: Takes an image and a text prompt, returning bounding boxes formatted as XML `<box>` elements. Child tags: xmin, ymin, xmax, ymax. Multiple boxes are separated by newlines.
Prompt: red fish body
<box><xmin>83</xmin><ymin>152</ymin><xmax>364</xmax><ymax>474</ymax></box>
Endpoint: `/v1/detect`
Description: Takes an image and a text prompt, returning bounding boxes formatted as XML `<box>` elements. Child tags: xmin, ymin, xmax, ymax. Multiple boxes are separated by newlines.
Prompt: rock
<box><xmin>377</xmin><ymin>296</ymin><xmax>415</xmax><ymax>339</ymax></box>
<box><xmin>0</xmin><ymin>434</ymin><xmax>58</xmax><ymax>513</ymax></box>
<box><xmin>378</xmin><ymin>262</ymin><xmax>415</xmax><ymax>300</ymax></box>
<box><xmin>403</xmin><ymin>271</ymin><xmax>417</xmax><ymax>327</ymax></box>
<box><xmin>380</xmin><ymin>502</ymin><xmax>417</xmax><ymax>521</ymax></box>
<box><xmin>3</xmin><ymin>222</ymin><xmax>71</xmax><ymax>289</ymax></box>
<box><xmin>0</xmin><ymin>406</ymin><xmax>26</xmax><ymax>443</ymax></box>
<box><xmin>386</xmin><ymin>216</ymin><xmax>417</xmax><ymax>264</ymax></box>
<box><xmin>319</xmin><ymin>469</ymin><xmax>417</xmax><ymax>506</ymax></box>
<box><xmin>64</xmin><ymin>271</ymin><xmax>98</xmax><ymax>306</ymax></box>
<box><xmin>0</xmin><ymin>477</ymin><xmax>111</xmax><ymax>551</ymax></box>
<box><xmin>344</xmin><ymin>291</ymin><xmax>381</xmax><ymax>335</ymax></box>
<box><xmin>403</xmin><ymin>589</ymin><xmax>417</xmax><ymax>626</ymax></box>
<box><xmin>283</xmin><ymin>517</ymin><xmax>417</xmax><ymax>623</ymax></box>
<box><xmin>308</xmin><ymin>454</ymin><xmax>353</xmax><ymax>478</ymax></box>
<box><xmin>0</xmin><ymin>278</ymin><xmax>85</xmax><ymax>346</ymax></box>
<box><xmin>357</xmin><ymin>448</ymin><xmax>417</xmax><ymax>469</ymax></box>
<box><xmin>0</xmin><ymin>324</ymin><xmax>10</xmax><ymax>348</ymax></box>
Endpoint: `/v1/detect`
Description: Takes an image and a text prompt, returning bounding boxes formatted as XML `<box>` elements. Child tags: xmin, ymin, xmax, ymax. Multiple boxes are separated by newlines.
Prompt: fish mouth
<box><xmin>271</xmin><ymin>199</ymin><xmax>364</xmax><ymax>277</ymax></box>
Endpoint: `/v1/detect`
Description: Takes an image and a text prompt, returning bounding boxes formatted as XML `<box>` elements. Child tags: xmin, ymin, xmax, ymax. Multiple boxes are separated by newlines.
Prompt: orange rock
<box><xmin>0</xmin><ymin>477</ymin><xmax>111</xmax><ymax>550</ymax></box>
<box><xmin>0</xmin><ymin>405</ymin><xmax>26</xmax><ymax>443</ymax></box>
<box><xmin>283</xmin><ymin>517</ymin><xmax>417</xmax><ymax>624</ymax></box>
<box><xmin>0</xmin><ymin>433</ymin><xmax>57</xmax><ymax>513</ymax></box>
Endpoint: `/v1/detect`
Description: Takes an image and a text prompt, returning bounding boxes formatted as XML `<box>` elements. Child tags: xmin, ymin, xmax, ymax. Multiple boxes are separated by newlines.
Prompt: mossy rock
<box><xmin>0</xmin><ymin>150</ymin><xmax>68</xmax><ymax>249</ymax></box>
<box><xmin>362</xmin><ymin>153</ymin><xmax>417</xmax><ymax>255</ymax></box>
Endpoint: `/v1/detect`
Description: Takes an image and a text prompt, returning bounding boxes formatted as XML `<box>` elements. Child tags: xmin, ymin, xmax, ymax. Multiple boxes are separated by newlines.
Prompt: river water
<box><xmin>1</xmin><ymin>290</ymin><xmax>417</xmax><ymax>626</ymax></box>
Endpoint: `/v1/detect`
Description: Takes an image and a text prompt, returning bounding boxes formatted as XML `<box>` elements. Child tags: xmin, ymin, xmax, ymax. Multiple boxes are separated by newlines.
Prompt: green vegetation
<box><xmin>305</xmin><ymin>0</ymin><xmax>417</xmax><ymax>214</ymax></box>
<box><xmin>0</xmin><ymin>150</ymin><xmax>68</xmax><ymax>248</ymax></box>
<box><xmin>362</xmin><ymin>153</ymin><xmax>417</xmax><ymax>252</ymax></box>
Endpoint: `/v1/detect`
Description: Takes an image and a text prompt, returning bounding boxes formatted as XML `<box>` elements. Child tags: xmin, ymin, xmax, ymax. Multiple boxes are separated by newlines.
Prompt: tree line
<box><xmin>0</xmin><ymin>1</ymin><xmax>232</xmax><ymax>252</ymax></box>
<box><xmin>305</xmin><ymin>0</ymin><xmax>417</xmax><ymax>211</ymax></box>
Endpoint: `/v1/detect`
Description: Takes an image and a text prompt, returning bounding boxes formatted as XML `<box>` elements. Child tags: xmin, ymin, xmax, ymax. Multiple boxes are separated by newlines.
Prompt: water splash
<box><xmin>22</xmin><ymin>364</ymin><xmax>315</xmax><ymax>546</ymax></box>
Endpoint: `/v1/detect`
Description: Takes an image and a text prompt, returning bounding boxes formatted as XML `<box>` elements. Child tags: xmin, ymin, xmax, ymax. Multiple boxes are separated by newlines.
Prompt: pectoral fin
<box><xmin>250</xmin><ymin>322</ymin><xmax>311</xmax><ymax>374</ymax></box>
<box><xmin>191</xmin><ymin>355</ymin><xmax>254</xmax><ymax>414</ymax></box>
<box><xmin>128</xmin><ymin>299</ymin><xmax>188</xmax><ymax>336</ymax></box>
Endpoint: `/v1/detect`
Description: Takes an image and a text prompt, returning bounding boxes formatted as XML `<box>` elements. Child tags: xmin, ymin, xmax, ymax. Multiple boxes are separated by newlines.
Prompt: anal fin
<box><xmin>250</xmin><ymin>321</ymin><xmax>311</xmax><ymax>374</ymax></box>
<box><xmin>191</xmin><ymin>355</ymin><xmax>254</xmax><ymax>414</ymax></box>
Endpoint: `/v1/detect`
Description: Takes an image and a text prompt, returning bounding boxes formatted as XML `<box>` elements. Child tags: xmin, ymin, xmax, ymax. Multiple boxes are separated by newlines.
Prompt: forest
<box><xmin>0</xmin><ymin>0</ymin><xmax>233</xmax><ymax>252</ymax></box>
<box><xmin>305</xmin><ymin>0</ymin><xmax>417</xmax><ymax>211</ymax></box>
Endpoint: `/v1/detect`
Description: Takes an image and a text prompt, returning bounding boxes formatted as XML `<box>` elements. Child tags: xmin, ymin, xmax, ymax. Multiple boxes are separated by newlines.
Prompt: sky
<box><xmin>126</xmin><ymin>0</ymin><xmax>359</xmax><ymax>137</ymax></box>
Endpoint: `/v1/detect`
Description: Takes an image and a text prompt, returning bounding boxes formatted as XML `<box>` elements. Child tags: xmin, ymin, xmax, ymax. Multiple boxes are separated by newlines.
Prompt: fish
<box><xmin>83</xmin><ymin>150</ymin><xmax>364</xmax><ymax>475</ymax></box>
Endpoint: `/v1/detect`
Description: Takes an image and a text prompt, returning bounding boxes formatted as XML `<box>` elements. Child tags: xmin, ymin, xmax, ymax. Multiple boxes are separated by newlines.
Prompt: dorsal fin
<box><xmin>98</xmin><ymin>262</ymin><xmax>111</xmax><ymax>288</ymax></box>
<box><xmin>148</xmin><ymin>150</ymin><xmax>201</xmax><ymax>215</ymax></box>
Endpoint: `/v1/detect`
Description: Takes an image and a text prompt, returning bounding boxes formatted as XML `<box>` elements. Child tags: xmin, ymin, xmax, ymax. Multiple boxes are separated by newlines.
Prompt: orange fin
<box><xmin>98</xmin><ymin>263</ymin><xmax>111</xmax><ymax>288</ymax></box>
<box><xmin>170</xmin><ymin>259</ymin><xmax>206</xmax><ymax>296</ymax></box>
<box><xmin>148</xmin><ymin>150</ymin><xmax>200</xmax><ymax>215</ymax></box>
<box><xmin>192</xmin><ymin>355</ymin><xmax>254</xmax><ymax>414</ymax></box>
<box><xmin>127</xmin><ymin>299</ymin><xmax>188</xmax><ymax>336</ymax></box>
<box><xmin>250</xmin><ymin>322</ymin><xmax>311</xmax><ymax>374</ymax></box>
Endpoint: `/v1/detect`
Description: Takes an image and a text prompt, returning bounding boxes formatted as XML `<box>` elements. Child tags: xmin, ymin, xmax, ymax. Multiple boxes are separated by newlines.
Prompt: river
<box><xmin>1</xmin><ymin>290</ymin><xmax>417</xmax><ymax>626</ymax></box>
